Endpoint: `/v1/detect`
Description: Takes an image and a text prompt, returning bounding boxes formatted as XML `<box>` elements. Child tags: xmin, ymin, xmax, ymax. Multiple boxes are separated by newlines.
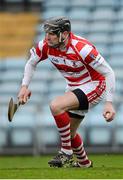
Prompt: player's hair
<box><xmin>43</xmin><ymin>16</ymin><xmax>71</xmax><ymax>35</ymax></box>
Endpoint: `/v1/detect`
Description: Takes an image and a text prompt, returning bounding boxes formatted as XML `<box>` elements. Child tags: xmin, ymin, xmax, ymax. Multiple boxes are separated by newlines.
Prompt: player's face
<box><xmin>45</xmin><ymin>32</ymin><xmax>59</xmax><ymax>47</ymax></box>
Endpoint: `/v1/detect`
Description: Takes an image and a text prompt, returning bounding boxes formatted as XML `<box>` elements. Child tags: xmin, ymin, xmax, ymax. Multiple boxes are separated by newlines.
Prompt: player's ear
<box><xmin>63</xmin><ymin>31</ymin><xmax>68</xmax><ymax>35</ymax></box>
<box><xmin>62</xmin><ymin>31</ymin><xmax>69</xmax><ymax>38</ymax></box>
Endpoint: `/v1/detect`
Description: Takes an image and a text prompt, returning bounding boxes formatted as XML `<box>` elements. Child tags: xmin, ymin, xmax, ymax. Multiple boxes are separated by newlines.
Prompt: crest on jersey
<box><xmin>89</xmin><ymin>53</ymin><xmax>97</xmax><ymax>60</ymax></box>
<box><xmin>72</xmin><ymin>61</ymin><xmax>78</xmax><ymax>67</ymax></box>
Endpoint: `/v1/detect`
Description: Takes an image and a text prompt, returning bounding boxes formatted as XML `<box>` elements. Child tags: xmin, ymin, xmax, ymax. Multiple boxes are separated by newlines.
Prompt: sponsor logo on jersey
<box><xmin>49</xmin><ymin>55</ymin><xmax>83</xmax><ymax>68</ymax></box>
<box><xmin>51</xmin><ymin>57</ymin><xmax>59</xmax><ymax>63</ymax></box>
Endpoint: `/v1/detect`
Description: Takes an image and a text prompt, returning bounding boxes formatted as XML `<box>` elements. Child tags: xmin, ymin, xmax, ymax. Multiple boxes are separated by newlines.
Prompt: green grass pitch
<box><xmin>0</xmin><ymin>154</ymin><xmax>123</xmax><ymax>179</ymax></box>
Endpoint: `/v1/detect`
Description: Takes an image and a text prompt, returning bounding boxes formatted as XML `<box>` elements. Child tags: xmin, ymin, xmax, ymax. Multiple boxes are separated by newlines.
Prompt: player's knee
<box><xmin>50</xmin><ymin>97</ymin><xmax>65</xmax><ymax>115</ymax></box>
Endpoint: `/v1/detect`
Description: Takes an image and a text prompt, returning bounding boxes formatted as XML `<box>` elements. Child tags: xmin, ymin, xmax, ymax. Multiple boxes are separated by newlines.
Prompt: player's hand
<box><xmin>18</xmin><ymin>85</ymin><xmax>31</xmax><ymax>105</ymax></box>
<box><xmin>103</xmin><ymin>101</ymin><xmax>115</xmax><ymax>122</ymax></box>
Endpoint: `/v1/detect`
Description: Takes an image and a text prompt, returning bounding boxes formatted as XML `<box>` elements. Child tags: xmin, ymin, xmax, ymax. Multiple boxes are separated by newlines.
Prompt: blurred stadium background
<box><xmin>0</xmin><ymin>0</ymin><xmax>123</xmax><ymax>156</ymax></box>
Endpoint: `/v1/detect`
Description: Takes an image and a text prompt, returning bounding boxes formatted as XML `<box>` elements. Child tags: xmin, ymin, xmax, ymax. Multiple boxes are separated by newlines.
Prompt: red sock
<box><xmin>54</xmin><ymin>112</ymin><xmax>72</xmax><ymax>154</ymax></box>
<box><xmin>71</xmin><ymin>133</ymin><xmax>91</xmax><ymax>166</ymax></box>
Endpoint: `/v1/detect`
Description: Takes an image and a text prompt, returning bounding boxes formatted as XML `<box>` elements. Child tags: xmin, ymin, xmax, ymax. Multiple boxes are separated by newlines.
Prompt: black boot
<box><xmin>48</xmin><ymin>151</ymin><xmax>73</xmax><ymax>168</ymax></box>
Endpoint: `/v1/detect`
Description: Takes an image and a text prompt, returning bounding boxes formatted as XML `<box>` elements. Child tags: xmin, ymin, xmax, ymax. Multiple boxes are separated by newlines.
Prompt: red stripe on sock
<box><xmin>71</xmin><ymin>134</ymin><xmax>82</xmax><ymax>148</ymax></box>
<box><xmin>71</xmin><ymin>133</ymin><xmax>91</xmax><ymax>165</ymax></box>
<box><xmin>54</xmin><ymin>112</ymin><xmax>70</xmax><ymax>128</ymax></box>
<box><xmin>53</xmin><ymin>112</ymin><xmax>72</xmax><ymax>151</ymax></box>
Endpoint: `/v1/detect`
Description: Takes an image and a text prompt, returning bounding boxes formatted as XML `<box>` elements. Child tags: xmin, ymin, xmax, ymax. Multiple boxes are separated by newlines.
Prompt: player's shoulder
<box><xmin>71</xmin><ymin>33</ymin><xmax>93</xmax><ymax>48</ymax></box>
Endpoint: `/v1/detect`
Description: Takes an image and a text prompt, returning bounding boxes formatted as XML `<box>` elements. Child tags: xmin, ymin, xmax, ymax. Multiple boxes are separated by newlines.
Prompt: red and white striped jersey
<box><xmin>35</xmin><ymin>32</ymin><xmax>105</xmax><ymax>86</ymax></box>
<box><xmin>22</xmin><ymin>32</ymin><xmax>115</xmax><ymax>102</ymax></box>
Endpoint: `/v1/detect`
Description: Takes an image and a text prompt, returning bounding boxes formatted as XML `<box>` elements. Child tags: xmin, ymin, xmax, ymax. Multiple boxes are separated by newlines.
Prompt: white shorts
<box><xmin>66</xmin><ymin>81</ymin><xmax>106</xmax><ymax>116</ymax></box>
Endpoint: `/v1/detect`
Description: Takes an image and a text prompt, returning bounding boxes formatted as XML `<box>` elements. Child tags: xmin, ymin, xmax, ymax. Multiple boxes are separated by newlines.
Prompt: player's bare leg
<box><xmin>48</xmin><ymin>91</ymin><xmax>79</xmax><ymax>167</ymax></box>
<box><xmin>70</xmin><ymin>116</ymin><xmax>92</xmax><ymax>168</ymax></box>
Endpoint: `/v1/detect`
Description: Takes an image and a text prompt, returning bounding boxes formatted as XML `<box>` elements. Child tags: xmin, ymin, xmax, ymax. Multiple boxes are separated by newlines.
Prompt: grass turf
<box><xmin>0</xmin><ymin>154</ymin><xmax>123</xmax><ymax>179</ymax></box>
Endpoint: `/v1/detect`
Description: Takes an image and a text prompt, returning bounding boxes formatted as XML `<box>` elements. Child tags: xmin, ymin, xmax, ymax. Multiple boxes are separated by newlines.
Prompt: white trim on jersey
<box><xmin>38</xmin><ymin>40</ymin><xmax>44</xmax><ymax>51</ymax></box>
<box><xmin>79</xmin><ymin>44</ymin><xmax>93</xmax><ymax>61</ymax></box>
<box><xmin>72</xmin><ymin>39</ymin><xmax>78</xmax><ymax>46</ymax></box>
<box><xmin>66</xmin><ymin>46</ymin><xmax>76</xmax><ymax>54</ymax></box>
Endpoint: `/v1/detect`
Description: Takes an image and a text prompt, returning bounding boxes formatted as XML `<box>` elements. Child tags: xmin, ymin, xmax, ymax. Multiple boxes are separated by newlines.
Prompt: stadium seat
<box><xmin>48</xmin><ymin>91</ymin><xmax>64</xmax><ymax>102</ymax></box>
<box><xmin>32</xmin><ymin>69</ymin><xmax>52</xmax><ymax>81</ymax></box>
<box><xmin>87</xmin><ymin>103</ymin><xmax>116</xmax><ymax>127</ymax></box>
<box><xmin>10</xmin><ymin>112</ymin><xmax>36</xmax><ymax>127</ymax></box>
<box><xmin>115</xmin><ymin>106</ymin><xmax>123</xmax><ymax>126</ymax></box>
<box><xmin>16</xmin><ymin>103</ymin><xmax>38</xmax><ymax>114</ymax></box>
<box><xmin>36</xmin><ymin>107</ymin><xmax>59</xmax><ymax>151</ymax></box>
<box><xmin>109</xmin><ymin>44</ymin><xmax>123</xmax><ymax>56</ymax></box>
<box><xmin>111</xmin><ymin>32</ymin><xmax>123</xmax><ymax>44</ymax></box>
<box><xmin>114</xmin><ymin>21</ymin><xmax>123</xmax><ymax>33</ymax></box>
<box><xmin>43</xmin><ymin>0</ymin><xmax>69</xmax><ymax>9</ymax></box>
<box><xmin>37</xmin><ymin>109</ymin><xmax>55</xmax><ymax>126</ymax></box>
<box><xmin>47</xmin><ymin>79</ymin><xmax>66</xmax><ymax>101</ymax></box>
<box><xmin>0</xmin><ymin>128</ymin><xmax>8</xmax><ymax>147</ymax></box>
<box><xmin>88</xmin><ymin>33</ymin><xmax>110</xmax><ymax>45</ymax></box>
<box><xmin>91</xmin><ymin>8</ymin><xmax>116</xmax><ymax>22</ymax></box>
<box><xmin>77</xmin><ymin>126</ymin><xmax>86</xmax><ymax>142</ymax></box>
<box><xmin>0</xmin><ymin>82</ymin><xmax>20</xmax><ymax>95</ymax></box>
<box><xmin>9</xmin><ymin>112</ymin><xmax>36</xmax><ymax>147</ymax></box>
<box><xmin>89</xmin><ymin>127</ymin><xmax>112</xmax><ymax>145</ymax></box>
<box><xmin>70</xmin><ymin>0</ymin><xmax>94</xmax><ymax>9</ymax></box>
<box><xmin>114</xmin><ymin>80</ymin><xmax>123</xmax><ymax>98</ymax></box>
<box><xmin>42</xmin><ymin>8</ymin><xmax>66</xmax><ymax>20</ymax></box>
<box><xmin>87</xmin><ymin>110</ymin><xmax>108</xmax><ymax>126</ymax></box>
<box><xmin>114</xmin><ymin>69</ymin><xmax>123</xmax><ymax>80</ymax></box>
<box><xmin>0</xmin><ymin>94</ymin><xmax>15</xmax><ymax>105</ymax></box>
<box><xmin>95</xmin><ymin>44</ymin><xmax>109</xmax><ymax>57</ymax></box>
<box><xmin>34</xmin><ymin>34</ymin><xmax>45</xmax><ymax>44</ymax></box>
<box><xmin>37</xmin><ymin>106</ymin><xmax>55</xmax><ymax>126</ymax></box>
<box><xmin>95</xmin><ymin>0</ymin><xmax>119</xmax><ymax>9</ymax></box>
<box><xmin>4</xmin><ymin>57</ymin><xmax>26</xmax><ymax>70</ymax></box>
<box><xmin>38</xmin><ymin>59</ymin><xmax>53</xmax><ymax>70</ymax></box>
<box><xmin>0</xmin><ymin>112</ymin><xmax>10</xmax><ymax>148</ymax></box>
<box><xmin>67</xmin><ymin>8</ymin><xmax>91</xmax><ymax>21</ymax></box>
<box><xmin>36</xmin><ymin>125</ymin><xmax>59</xmax><ymax>152</ymax></box>
<box><xmin>10</xmin><ymin>128</ymin><xmax>33</xmax><ymax>146</ymax></box>
<box><xmin>2</xmin><ymin>70</ymin><xmax>23</xmax><ymax>82</ymax></box>
<box><xmin>89</xmin><ymin>21</ymin><xmax>113</xmax><ymax>34</ymax></box>
<box><xmin>27</xmin><ymin>93</ymin><xmax>45</xmax><ymax>106</ymax></box>
<box><xmin>115</xmin><ymin>128</ymin><xmax>123</xmax><ymax>145</ymax></box>
<box><xmin>49</xmin><ymin>80</ymin><xmax>66</xmax><ymax>93</ymax></box>
<box><xmin>119</xmin><ymin>0</ymin><xmax>123</xmax><ymax>8</ymax></box>
<box><xmin>109</xmin><ymin>55</ymin><xmax>123</xmax><ymax>67</ymax></box>
<box><xmin>117</xmin><ymin>8</ymin><xmax>123</xmax><ymax>21</ymax></box>
<box><xmin>50</xmin><ymin>69</ymin><xmax>64</xmax><ymax>80</ymax></box>
<box><xmin>71</xmin><ymin>21</ymin><xmax>88</xmax><ymax>34</ymax></box>
<box><xmin>29</xmin><ymin>81</ymin><xmax>48</xmax><ymax>94</ymax></box>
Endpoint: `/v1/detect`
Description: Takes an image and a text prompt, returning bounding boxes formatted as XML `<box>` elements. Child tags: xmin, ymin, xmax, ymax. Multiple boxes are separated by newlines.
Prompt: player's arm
<box><xmin>18</xmin><ymin>47</ymin><xmax>40</xmax><ymax>104</ymax></box>
<box><xmin>18</xmin><ymin>40</ymin><xmax>47</xmax><ymax>104</ymax></box>
<box><xmin>84</xmin><ymin>48</ymin><xmax>115</xmax><ymax>122</ymax></box>
<box><xmin>79</xmin><ymin>44</ymin><xmax>115</xmax><ymax>122</ymax></box>
<box><xmin>95</xmin><ymin>59</ymin><xmax>115</xmax><ymax>122</ymax></box>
